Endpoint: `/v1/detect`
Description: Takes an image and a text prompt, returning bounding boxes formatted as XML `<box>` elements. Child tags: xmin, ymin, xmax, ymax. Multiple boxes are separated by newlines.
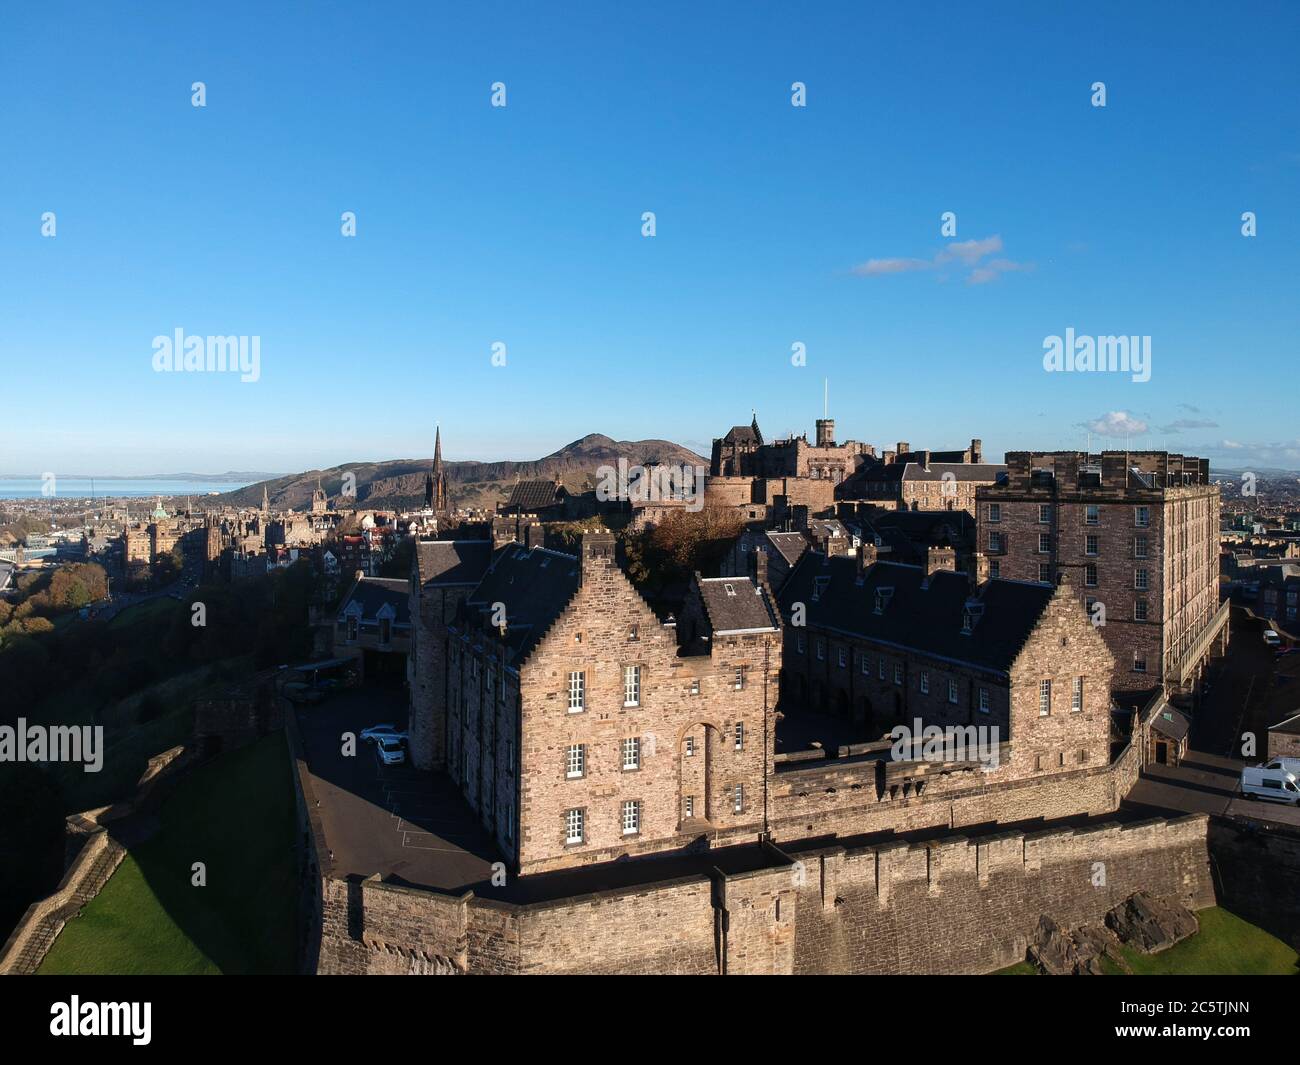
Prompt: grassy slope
<box><xmin>993</xmin><ymin>907</ymin><xmax>1298</xmax><ymax>975</ymax></box>
<box><xmin>38</xmin><ymin>733</ymin><xmax>297</xmax><ymax>975</ymax></box>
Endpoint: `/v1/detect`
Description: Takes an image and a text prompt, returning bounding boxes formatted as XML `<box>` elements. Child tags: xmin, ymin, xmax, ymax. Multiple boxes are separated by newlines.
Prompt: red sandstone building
<box><xmin>975</xmin><ymin>451</ymin><xmax>1228</xmax><ymax>698</ymax></box>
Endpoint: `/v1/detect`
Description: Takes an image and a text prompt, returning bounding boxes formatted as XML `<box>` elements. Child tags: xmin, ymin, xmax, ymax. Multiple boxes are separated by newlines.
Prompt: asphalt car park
<box><xmin>294</xmin><ymin>687</ymin><xmax>503</xmax><ymax>892</ymax></box>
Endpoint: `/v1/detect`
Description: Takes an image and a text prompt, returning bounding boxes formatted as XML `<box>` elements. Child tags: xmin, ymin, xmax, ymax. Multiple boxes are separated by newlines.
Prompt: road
<box><xmin>1123</xmin><ymin>608</ymin><xmax>1300</xmax><ymax>827</ymax></box>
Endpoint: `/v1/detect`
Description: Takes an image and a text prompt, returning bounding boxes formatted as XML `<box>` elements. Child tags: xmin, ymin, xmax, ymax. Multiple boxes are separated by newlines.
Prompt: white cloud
<box><xmin>1159</xmin><ymin>418</ymin><xmax>1218</xmax><ymax>433</ymax></box>
<box><xmin>936</xmin><ymin>235</ymin><xmax>1003</xmax><ymax>266</ymax></box>
<box><xmin>851</xmin><ymin>257</ymin><xmax>931</xmax><ymax>276</ymax></box>
<box><xmin>853</xmin><ymin>235</ymin><xmax>1031</xmax><ymax>285</ymax></box>
<box><xmin>1080</xmin><ymin>411</ymin><xmax>1149</xmax><ymax>437</ymax></box>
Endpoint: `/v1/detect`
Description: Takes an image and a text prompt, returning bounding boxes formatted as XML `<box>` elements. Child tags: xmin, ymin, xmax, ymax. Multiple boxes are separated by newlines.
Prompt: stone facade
<box><xmin>779</xmin><ymin>550</ymin><xmax>1114</xmax><ymax>787</ymax></box>
<box><xmin>439</xmin><ymin>532</ymin><xmax>782</xmax><ymax>875</ymax></box>
<box><xmin>976</xmin><ymin>450</ymin><xmax>1225</xmax><ymax>695</ymax></box>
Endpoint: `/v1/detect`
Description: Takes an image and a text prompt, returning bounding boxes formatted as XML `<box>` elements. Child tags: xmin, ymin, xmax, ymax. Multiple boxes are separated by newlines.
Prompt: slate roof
<box><xmin>504</xmin><ymin>479</ymin><xmax>565</xmax><ymax>511</ymax></box>
<box><xmin>338</xmin><ymin>577</ymin><xmax>411</xmax><ymax>626</ymax></box>
<box><xmin>846</xmin><ymin>510</ymin><xmax>974</xmax><ymax>562</ymax></box>
<box><xmin>900</xmin><ymin>462</ymin><xmax>1006</xmax><ymax>483</ymax></box>
<box><xmin>777</xmin><ymin>555</ymin><xmax>1057</xmax><ymax>673</ymax></box>
<box><xmin>416</xmin><ymin>540</ymin><xmax>493</xmax><ymax>586</ymax></box>
<box><xmin>1150</xmin><ymin>706</ymin><xmax>1190</xmax><ymax>743</ymax></box>
<box><xmin>721</xmin><ymin>425</ymin><xmax>759</xmax><ymax>445</ymax></box>
<box><xmin>807</xmin><ymin>518</ymin><xmax>849</xmax><ymax>539</ymax></box>
<box><xmin>696</xmin><ymin>576</ymin><xmax>780</xmax><ymax>634</ymax></box>
<box><xmin>465</xmin><ymin>545</ymin><xmax>581</xmax><ymax>663</ymax></box>
<box><xmin>766</xmin><ymin>531</ymin><xmax>810</xmax><ymax>567</ymax></box>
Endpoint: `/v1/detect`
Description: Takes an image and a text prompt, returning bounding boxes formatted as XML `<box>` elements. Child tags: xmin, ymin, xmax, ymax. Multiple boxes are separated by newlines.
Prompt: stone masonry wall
<box><xmin>789</xmin><ymin>813</ymin><xmax>1213</xmax><ymax>974</ymax></box>
<box><xmin>315</xmin><ymin>811</ymin><xmax>1212</xmax><ymax>975</ymax></box>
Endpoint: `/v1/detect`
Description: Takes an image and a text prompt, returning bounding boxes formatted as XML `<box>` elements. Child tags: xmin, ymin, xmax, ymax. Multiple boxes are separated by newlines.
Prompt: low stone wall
<box><xmin>0</xmin><ymin>831</ymin><xmax>126</xmax><ymax>975</ymax></box>
<box><xmin>769</xmin><ymin>741</ymin><xmax>1138</xmax><ymax>845</ymax></box>
<box><xmin>0</xmin><ymin>745</ymin><xmax>193</xmax><ymax>975</ymax></box>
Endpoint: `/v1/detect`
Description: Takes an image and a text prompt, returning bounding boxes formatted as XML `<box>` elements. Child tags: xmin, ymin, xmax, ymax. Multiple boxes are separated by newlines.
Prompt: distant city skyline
<box><xmin>2</xmin><ymin>2</ymin><xmax>1297</xmax><ymax>476</ymax></box>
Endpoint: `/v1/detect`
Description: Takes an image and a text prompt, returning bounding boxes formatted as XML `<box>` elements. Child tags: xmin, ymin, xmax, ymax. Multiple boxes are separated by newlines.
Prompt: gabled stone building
<box><xmin>777</xmin><ymin>547</ymin><xmax>1114</xmax><ymax>784</ymax></box>
<box><xmin>412</xmin><ymin>530</ymin><xmax>782</xmax><ymax>876</ymax></box>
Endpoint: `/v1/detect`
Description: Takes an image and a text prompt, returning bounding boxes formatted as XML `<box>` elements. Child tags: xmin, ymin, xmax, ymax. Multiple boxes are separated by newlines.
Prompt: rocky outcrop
<box><xmin>1105</xmin><ymin>891</ymin><xmax>1199</xmax><ymax>954</ymax></box>
<box><xmin>1027</xmin><ymin>915</ymin><xmax>1111</xmax><ymax>975</ymax></box>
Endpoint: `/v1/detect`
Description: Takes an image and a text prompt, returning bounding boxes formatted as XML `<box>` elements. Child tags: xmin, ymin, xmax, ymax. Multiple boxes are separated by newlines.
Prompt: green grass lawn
<box><xmin>993</xmin><ymin>907</ymin><xmax>1298</xmax><ymax>975</ymax></box>
<box><xmin>38</xmin><ymin>733</ymin><xmax>298</xmax><ymax>975</ymax></box>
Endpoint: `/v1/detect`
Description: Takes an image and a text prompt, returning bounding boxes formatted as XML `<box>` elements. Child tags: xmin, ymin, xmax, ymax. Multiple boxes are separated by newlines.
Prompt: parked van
<box><xmin>1240</xmin><ymin>764</ymin><xmax>1300</xmax><ymax>805</ymax></box>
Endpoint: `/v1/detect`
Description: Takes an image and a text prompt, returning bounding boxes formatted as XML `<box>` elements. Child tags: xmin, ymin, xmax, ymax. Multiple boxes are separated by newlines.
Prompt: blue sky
<box><xmin>1</xmin><ymin>1</ymin><xmax>1297</xmax><ymax>475</ymax></box>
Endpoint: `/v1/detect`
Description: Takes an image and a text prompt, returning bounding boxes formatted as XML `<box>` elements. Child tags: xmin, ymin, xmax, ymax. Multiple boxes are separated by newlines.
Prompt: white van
<box><xmin>1240</xmin><ymin>763</ymin><xmax>1300</xmax><ymax>805</ymax></box>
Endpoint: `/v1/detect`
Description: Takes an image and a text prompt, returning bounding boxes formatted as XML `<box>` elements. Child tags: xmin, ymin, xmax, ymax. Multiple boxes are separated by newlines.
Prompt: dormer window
<box><xmin>813</xmin><ymin>576</ymin><xmax>830</xmax><ymax>601</ymax></box>
<box><xmin>961</xmin><ymin>600</ymin><xmax>985</xmax><ymax>634</ymax></box>
<box><xmin>874</xmin><ymin>587</ymin><xmax>894</xmax><ymax>614</ymax></box>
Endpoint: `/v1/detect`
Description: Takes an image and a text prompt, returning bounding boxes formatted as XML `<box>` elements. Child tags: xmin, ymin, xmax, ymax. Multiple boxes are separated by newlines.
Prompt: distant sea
<box><xmin>0</xmin><ymin>478</ymin><xmax>253</xmax><ymax>500</ymax></box>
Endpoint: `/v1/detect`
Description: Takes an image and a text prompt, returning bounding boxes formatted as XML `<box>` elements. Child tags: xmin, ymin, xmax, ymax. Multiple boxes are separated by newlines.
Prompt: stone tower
<box><xmin>425</xmin><ymin>426</ymin><xmax>448</xmax><ymax>513</ymax></box>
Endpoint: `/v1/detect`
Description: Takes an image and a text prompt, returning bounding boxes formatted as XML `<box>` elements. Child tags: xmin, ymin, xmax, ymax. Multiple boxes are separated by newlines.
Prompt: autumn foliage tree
<box><xmin>621</xmin><ymin>504</ymin><xmax>743</xmax><ymax>604</ymax></box>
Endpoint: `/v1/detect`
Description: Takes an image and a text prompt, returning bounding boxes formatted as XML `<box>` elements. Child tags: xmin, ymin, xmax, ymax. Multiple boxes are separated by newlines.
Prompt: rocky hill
<box><xmin>215</xmin><ymin>434</ymin><xmax>708</xmax><ymax>512</ymax></box>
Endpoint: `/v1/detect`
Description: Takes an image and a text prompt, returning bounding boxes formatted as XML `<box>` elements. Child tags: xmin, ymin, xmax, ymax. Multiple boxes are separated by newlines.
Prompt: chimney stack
<box><xmin>856</xmin><ymin>541</ymin><xmax>877</xmax><ymax>580</ymax></box>
<box><xmin>749</xmin><ymin>545</ymin><xmax>769</xmax><ymax>588</ymax></box>
<box><xmin>970</xmin><ymin>438</ymin><xmax>983</xmax><ymax>464</ymax></box>
<box><xmin>896</xmin><ymin>442</ymin><xmax>910</xmax><ymax>456</ymax></box>
<box><xmin>579</xmin><ymin>529</ymin><xmax>616</xmax><ymax>584</ymax></box>
<box><xmin>925</xmin><ymin>545</ymin><xmax>956</xmax><ymax>577</ymax></box>
<box><xmin>970</xmin><ymin>551</ymin><xmax>990</xmax><ymax>586</ymax></box>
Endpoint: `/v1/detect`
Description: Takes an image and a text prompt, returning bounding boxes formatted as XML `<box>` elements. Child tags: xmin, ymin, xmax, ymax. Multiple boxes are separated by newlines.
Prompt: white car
<box><xmin>375</xmin><ymin>737</ymin><xmax>407</xmax><ymax>766</ymax></box>
<box><xmin>1263</xmin><ymin>629</ymin><xmax>1282</xmax><ymax>648</ymax></box>
<box><xmin>360</xmin><ymin>724</ymin><xmax>406</xmax><ymax>744</ymax></box>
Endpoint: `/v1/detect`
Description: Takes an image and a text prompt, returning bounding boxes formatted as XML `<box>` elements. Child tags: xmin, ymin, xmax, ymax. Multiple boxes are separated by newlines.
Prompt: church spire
<box><xmin>425</xmin><ymin>424</ymin><xmax>447</xmax><ymax>513</ymax></box>
<box><xmin>751</xmin><ymin>409</ymin><xmax>764</xmax><ymax>446</ymax></box>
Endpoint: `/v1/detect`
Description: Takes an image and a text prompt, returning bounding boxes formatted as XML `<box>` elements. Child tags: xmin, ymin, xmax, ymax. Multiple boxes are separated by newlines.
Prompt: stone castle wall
<box><xmin>314</xmin><ymin>810</ymin><xmax>1212</xmax><ymax>975</ymax></box>
<box><xmin>788</xmin><ymin>813</ymin><xmax>1213</xmax><ymax>974</ymax></box>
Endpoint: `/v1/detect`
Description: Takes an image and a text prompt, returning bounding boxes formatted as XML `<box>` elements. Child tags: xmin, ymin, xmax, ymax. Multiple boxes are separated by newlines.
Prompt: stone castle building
<box><xmin>975</xmin><ymin>451</ymin><xmax>1228</xmax><ymax>697</ymax></box>
<box><xmin>412</xmin><ymin>531</ymin><xmax>781</xmax><ymax>875</ymax></box>
<box><xmin>777</xmin><ymin>546</ymin><xmax>1113</xmax><ymax>785</ymax></box>
<box><xmin>706</xmin><ymin>413</ymin><xmax>878</xmax><ymax>521</ymax></box>
<box><xmin>837</xmin><ymin>441</ymin><xmax>1004</xmax><ymax>515</ymax></box>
